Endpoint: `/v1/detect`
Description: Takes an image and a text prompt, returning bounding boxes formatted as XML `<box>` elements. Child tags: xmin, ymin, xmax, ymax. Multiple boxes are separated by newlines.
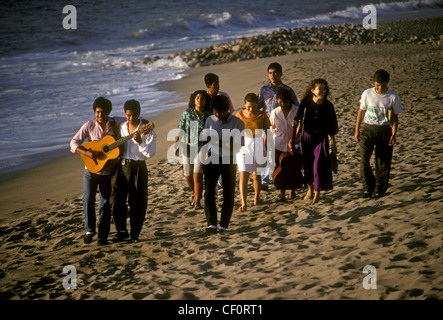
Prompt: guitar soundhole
<box><xmin>102</xmin><ymin>145</ymin><xmax>110</xmax><ymax>154</ymax></box>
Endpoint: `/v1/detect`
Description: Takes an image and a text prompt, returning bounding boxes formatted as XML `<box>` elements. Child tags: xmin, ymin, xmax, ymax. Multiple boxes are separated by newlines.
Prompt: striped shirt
<box><xmin>360</xmin><ymin>88</ymin><xmax>403</xmax><ymax>125</ymax></box>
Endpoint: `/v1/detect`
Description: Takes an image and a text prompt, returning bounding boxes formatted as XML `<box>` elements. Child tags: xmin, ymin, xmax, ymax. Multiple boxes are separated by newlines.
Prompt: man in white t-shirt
<box><xmin>355</xmin><ymin>69</ymin><xmax>403</xmax><ymax>199</ymax></box>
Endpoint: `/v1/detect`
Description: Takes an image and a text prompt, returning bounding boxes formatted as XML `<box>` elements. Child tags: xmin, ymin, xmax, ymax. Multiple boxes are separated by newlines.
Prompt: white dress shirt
<box><xmin>269</xmin><ymin>106</ymin><xmax>298</xmax><ymax>152</ymax></box>
<box><xmin>120</xmin><ymin>120</ymin><xmax>156</xmax><ymax>161</ymax></box>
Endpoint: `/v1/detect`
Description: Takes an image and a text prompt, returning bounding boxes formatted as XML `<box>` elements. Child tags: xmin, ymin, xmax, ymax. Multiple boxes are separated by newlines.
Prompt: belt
<box><xmin>122</xmin><ymin>159</ymin><xmax>145</xmax><ymax>166</ymax></box>
<box><xmin>363</xmin><ymin>123</ymin><xmax>391</xmax><ymax>127</ymax></box>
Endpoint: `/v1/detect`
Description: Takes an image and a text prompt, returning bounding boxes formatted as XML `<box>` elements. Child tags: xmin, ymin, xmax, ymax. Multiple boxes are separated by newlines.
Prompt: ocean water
<box><xmin>0</xmin><ymin>0</ymin><xmax>441</xmax><ymax>179</ymax></box>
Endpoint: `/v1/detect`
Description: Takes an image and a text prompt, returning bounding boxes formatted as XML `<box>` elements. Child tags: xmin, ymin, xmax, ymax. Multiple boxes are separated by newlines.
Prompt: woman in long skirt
<box><xmin>294</xmin><ymin>79</ymin><xmax>338</xmax><ymax>205</ymax></box>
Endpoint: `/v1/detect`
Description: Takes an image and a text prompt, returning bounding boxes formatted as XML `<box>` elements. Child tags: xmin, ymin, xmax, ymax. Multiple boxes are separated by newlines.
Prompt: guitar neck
<box><xmin>108</xmin><ymin>130</ymin><xmax>139</xmax><ymax>151</ymax></box>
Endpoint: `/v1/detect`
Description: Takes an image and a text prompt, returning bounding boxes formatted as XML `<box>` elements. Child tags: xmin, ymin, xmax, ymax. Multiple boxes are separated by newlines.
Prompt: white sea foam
<box><xmin>144</xmin><ymin>56</ymin><xmax>189</xmax><ymax>70</ymax></box>
<box><xmin>203</xmin><ymin>11</ymin><xmax>232</xmax><ymax>27</ymax></box>
<box><xmin>290</xmin><ymin>0</ymin><xmax>441</xmax><ymax>26</ymax></box>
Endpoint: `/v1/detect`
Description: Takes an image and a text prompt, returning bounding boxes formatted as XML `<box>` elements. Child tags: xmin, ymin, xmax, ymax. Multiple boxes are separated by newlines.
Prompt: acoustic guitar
<box><xmin>80</xmin><ymin>130</ymin><xmax>141</xmax><ymax>173</ymax></box>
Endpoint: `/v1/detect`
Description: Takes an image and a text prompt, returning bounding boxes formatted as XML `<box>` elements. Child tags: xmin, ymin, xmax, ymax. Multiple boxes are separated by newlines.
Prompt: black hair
<box><xmin>373</xmin><ymin>69</ymin><xmax>390</xmax><ymax>84</ymax></box>
<box><xmin>124</xmin><ymin>99</ymin><xmax>141</xmax><ymax>114</ymax></box>
<box><xmin>267</xmin><ymin>62</ymin><xmax>282</xmax><ymax>73</ymax></box>
<box><xmin>211</xmin><ymin>95</ymin><xmax>230</xmax><ymax>111</ymax></box>
<box><xmin>244</xmin><ymin>92</ymin><xmax>258</xmax><ymax>104</ymax></box>
<box><xmin>93</xmin><ymin>97</ymin><xmax>112</xmax><ymax>114</ymax></box>
<box><xmin>277</xmin><ymin>88</ymin><xmax>293</xmax><ymax>105</ymax></box>
<box><xmin>189</xmin><ymin>90</ymin><xmax>211</xmax><ymax>109</ymax></box>
<box><xmin>204</xmin><ymin>73</ymin><xmax>219</xmax><ymax>87</ymax></box>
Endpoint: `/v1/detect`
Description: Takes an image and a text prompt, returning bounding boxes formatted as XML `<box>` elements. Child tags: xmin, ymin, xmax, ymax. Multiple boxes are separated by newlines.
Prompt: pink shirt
<box><xmin>70</xmin><ymin>119</ymin><xmax>114</xmax><ymax>153</ymax></box>
<box><xmin>70</xmin><ymin>118</ymin><xmax>118</xmax><ymax>175</ymax></box>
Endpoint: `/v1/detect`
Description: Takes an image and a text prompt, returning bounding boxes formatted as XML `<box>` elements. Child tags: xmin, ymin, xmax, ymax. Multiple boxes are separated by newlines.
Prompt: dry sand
<box><xmin>0</xmin><ymin>38</ymin><xmax>442</xmax><ymax>300</ymax></box>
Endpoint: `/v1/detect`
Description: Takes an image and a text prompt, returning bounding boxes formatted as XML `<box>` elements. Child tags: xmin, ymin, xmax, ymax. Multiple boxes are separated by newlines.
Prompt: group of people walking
<box><xmin>174</xmin><ymin>64</ymin><xmax>402</xmax><ymax>235</ymax></box>
<box><xmin>71</xmin><ymin>62</ymin><xmax>402</xmax><ymax>243</ymax></box>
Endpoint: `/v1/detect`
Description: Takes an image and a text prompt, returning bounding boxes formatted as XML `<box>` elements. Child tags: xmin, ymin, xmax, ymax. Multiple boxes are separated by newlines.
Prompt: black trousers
<box><xmin>359</xmin><ymin>125</ymin><xmax>393</xmax><ymax>195</ymax></box>
<box><xmin>112</xmin><ymin>160</ymin><xmax>148</xmax><ymax>239</ymax></box>
<box><xmin>204</xmin><ymin>161</ymin><xmax>237</xmax><ymax>229</ymax></box>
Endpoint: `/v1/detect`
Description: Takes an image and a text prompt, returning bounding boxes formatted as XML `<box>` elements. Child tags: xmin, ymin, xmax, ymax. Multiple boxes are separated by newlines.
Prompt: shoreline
<box><xmin>1</xmin><ymin>15</ymin><xmax>442</xmax><ymax>220</ymax></box>
<box><xmin>1</xmin><ymin>16</ymin><xmax>442</xmax><ymax>300</ymax></box>
<box><xmin>147</xmin><ymin>16</ymin><xmax>443</xmax><ymax>67</ymax></box>
<box><xmin>1</xmin><ymin>38</ymin><xmax>441</xmax><ymax>224</ymax></box>
<box><xmin>1</xmin><ymin>16</ymin><xmax>441</xmax><ymax>183</ymax></box>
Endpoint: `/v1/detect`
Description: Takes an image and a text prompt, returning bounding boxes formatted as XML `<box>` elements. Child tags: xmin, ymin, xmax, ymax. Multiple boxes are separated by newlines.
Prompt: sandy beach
<box><xmin>1</xmin><ymin>17</ymin><xmax>442</xmax><ymax>301</ymax></box>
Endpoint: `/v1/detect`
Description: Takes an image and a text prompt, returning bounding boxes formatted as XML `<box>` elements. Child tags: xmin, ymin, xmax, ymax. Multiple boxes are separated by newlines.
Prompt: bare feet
<box><xmin>303</xmin><ymin>192</ymin><xmax>313</xmax><ymax>202</ymax></box>
<box><xmin>238</xmin><ymin>205</ymin><xmax>247</xmax><ymax>212</ymax></box>
<box><xmin>310</xmin><ymin>191</ymin><xmax>320</xmax><ymax>205</ymax></box>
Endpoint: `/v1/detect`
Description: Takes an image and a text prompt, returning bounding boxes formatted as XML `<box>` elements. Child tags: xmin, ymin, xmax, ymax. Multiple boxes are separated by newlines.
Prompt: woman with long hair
<box><xmin>175</xmin><ymin>90</ymin><xmax>212</xmax><ymax>209</ymax></box>
<box><xmin>293</xmin><ymin>79</ymin><xmax>338</xmax><ymax>205</ymax></box>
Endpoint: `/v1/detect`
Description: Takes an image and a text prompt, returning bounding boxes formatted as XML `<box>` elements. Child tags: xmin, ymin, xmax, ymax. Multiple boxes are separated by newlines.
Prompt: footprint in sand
<box><xmin>374</xmin><ymin>232</ymin><xmax>394</xmax><ymax>247</ymax></box>
<box><xmin>132</xmin><ymin>292</ymin><xmax>150</xmax><ymax>300</ymax></box>
<box><xmin>405</xmin><ymin>240</ymin><xmax>428</xmax><ymax>249</ymax></box>
<box><xmin>73</xmin><ymin>249</ymin><xmax>89</xmax><ymax>256</ymax></box>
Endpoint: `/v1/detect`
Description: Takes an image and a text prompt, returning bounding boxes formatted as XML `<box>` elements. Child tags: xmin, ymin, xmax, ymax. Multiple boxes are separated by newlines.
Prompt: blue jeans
<box><xmin>83</xmin><ymin>169</ymin><xmax>112</xmax><ymax>239</ymax></box>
